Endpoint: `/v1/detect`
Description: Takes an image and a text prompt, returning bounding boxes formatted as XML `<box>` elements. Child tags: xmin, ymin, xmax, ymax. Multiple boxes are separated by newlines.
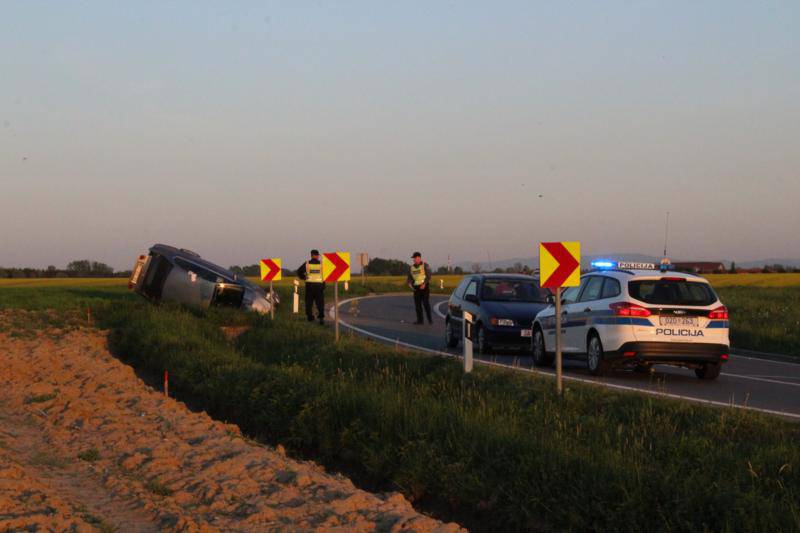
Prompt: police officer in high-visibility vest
<box><xmin>407</xmin><ymin>251</ymin><xmax>432</xmax><ymax>324</ymax></box>
<box><xmin>296</xmin><ymin>249</ymin><xmax>325</xmax><ymax>324</ymax></box>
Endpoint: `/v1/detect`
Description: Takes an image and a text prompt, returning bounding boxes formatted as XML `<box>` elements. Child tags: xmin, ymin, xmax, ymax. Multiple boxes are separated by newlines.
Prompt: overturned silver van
<box><xmin>129</xmin><ymin>244</ymin><xmax>276</xmax><ymax>314</ymax></box>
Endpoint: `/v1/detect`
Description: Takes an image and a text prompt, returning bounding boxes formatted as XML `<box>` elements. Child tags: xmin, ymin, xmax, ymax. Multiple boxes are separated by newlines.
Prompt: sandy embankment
<box><xmin>0</xmin><ymin>325</ymin><xmax>463</xmax><ymax>532</ymax></box>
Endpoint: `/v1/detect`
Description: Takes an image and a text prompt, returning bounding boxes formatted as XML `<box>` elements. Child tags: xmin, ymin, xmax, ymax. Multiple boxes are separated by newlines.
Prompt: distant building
<box><xmin>672</xmin><ymin>262</ymin><xmax>726</xmax><ymax>274</ymax></box>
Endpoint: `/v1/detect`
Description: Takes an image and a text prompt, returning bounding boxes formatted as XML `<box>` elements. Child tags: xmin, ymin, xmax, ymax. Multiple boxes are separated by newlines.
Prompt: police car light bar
<box><xmin>590</xmin><ymin>260</ymin><xmax>661</xmax><ymax>270</ymax></box>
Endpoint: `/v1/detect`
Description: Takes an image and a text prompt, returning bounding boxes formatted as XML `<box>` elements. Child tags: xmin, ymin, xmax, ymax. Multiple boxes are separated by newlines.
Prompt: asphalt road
<box><xmin>336</xmin><ymin>294</ymin><xmax>800</xmax><ymax>419</ymax></box>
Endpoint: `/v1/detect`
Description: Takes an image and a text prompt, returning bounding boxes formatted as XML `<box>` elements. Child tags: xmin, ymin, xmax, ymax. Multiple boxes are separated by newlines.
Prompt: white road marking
<box><xmin>434</xmin><ymin>300</ymin><xmax>448</xmax><ymax>319</ymax></box>
<box><xmin>728</xmin><ymin>353</ymin><xmax>800</xmax><ymax>366</ymax></box>
<box><xmin>719</xmin><ymin>373</ymin><xmax>800</xmax><ymax>387</ymax></box>
<box><xmin>334</xmin><ymin>295</ymin><xmax>800</xmax><ymax>420</ymax></box>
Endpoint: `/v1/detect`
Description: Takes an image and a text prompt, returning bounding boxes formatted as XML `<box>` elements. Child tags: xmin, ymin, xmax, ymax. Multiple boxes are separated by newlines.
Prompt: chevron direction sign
<box><xmin>323</xmin><ymin>252</ymin><xmax>350</xmax><ymax>282</ymax></box>
<box><xmin>539</xmin><ymin>242</ymin><xmax>580</xmax><ymax>289</ymax></box>
<box><xmin>260</xmin><ymin>258</ymin><xmax>282</xmax><ymax>282</ymax></box>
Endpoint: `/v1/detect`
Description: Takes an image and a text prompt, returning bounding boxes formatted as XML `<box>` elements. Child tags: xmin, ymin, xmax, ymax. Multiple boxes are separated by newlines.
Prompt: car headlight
<box><xmin>490</xmin><ymin>317</ymin><xmax>515</xmax><ymax>327</ymax></box>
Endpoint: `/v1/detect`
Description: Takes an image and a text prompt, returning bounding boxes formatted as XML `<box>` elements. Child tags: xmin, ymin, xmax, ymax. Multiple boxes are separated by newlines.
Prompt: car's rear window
<box><xmin>481</xmin><ymin>279</ymin><xmax>550</xmax><ymax>303</ymax></box>
<box><xmin>628</xmin><ymin>279</ymin><xmax>717</xmax><ymax>306</ymax></box>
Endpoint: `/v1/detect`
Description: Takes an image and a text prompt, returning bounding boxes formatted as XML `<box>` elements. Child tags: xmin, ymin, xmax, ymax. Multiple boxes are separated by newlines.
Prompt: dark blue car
<box><xmin>444</xmin><ymin>274</ymin><xmax>551</xmax><ymax>354</ymax></box>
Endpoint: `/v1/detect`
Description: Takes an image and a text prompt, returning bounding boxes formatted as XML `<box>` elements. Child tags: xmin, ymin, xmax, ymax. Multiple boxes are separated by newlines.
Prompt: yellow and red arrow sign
<box><xmin>540</xmin><ymin>242</ymin><xmax>580</xmax><ymax>289</ymax></box>
<box><xmin>260</xmin><ymin>258</ymin><xmax>282</xmax><ymax>282</ymax></box>
<box><xmin>322</xmin><ymin>252</ymin><xmax>350</xmax><ymax>282</ymax></box>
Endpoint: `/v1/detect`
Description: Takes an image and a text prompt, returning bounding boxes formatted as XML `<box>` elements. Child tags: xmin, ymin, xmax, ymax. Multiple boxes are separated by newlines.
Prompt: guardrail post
<box><xmin>463</xmin><ymin>311</ymin><xmax>473</xmax><ymax>373</ymax></box>
<box><xmin>269</xmin><ymin>280</ymin><xmax>275</xmax><ymax>320</ymax></box>
<box><xmin>334</xmin><ymin>282</ymin><xmax>340</xmax><ymax>342</ymax></box>
<box><xmin>555</xmin><ymin>287</ymin><xmax>563</xmax><ymax>394</ymax></box>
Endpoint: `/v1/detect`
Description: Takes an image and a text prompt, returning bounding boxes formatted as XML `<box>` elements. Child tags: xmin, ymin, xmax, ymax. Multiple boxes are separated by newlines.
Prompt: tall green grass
<box><xmin>97</xmin><ymin>302</ymin><xmax>800</xmax><ymax>532</ymax></box>
<box><xmin>716</xmin><ymin>286</ymin><xmax>800</xmax><ymax>355</ymax></box>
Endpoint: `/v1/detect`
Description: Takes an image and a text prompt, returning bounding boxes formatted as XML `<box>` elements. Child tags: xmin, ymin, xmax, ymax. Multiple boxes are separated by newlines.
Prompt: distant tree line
<box><xmin>0</xmin><ymin>260</ymin><xmax>129</xmax><ymax>278</ymax></box>
<box><xmin>364</xmin><ymin>257</ymin><xmax>410</xmax><ymax>276</ymax></box>
<box><xmin>728</xmin><ymin>262</ymin><xmax>799</xmax><ymax>274</ymax></box>
<box><xmin>434</xmin><ymin>262</ymin><xmax>535</xmax><ymax>275</ymax></box>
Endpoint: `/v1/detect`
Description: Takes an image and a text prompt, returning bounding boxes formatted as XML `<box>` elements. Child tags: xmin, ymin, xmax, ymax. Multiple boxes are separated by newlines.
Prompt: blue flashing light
<box><xmin>591</xmin><ymin>260</ymin><xmax>616</xmax><ymax>270</ymax></box>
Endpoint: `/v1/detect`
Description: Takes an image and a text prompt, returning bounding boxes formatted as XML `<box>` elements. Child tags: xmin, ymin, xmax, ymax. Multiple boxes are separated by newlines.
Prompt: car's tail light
<box><xmin>708</xmin><ymin>306</ymin><xmax>728</xmax><ymax>320</ymax></box>
<box><xmin>720</xmin><ymin>354</ymin><xmax>729</xmax><ymax>361</ymax></box>
<box><xmin>609</xmin><ymin>302</ymin><xmax>651</xmax><ymax>317</ymax></box>
<box><xmin>622</xmin><ymin>351</ymin><xmax>636</xmax><ymax>357</ymax></box>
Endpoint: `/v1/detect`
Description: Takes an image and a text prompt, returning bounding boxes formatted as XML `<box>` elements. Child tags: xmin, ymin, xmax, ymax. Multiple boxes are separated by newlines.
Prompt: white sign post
<box><xmin>292</xmin><ymin>280</ymin><xmax>300</xmax><ymax>314</ymax></box>
<box><xmin>358</xmin><ymin>252</ymin><xmax>369</xmax><ymax>285</ymax></box>
<box><xmin>463</xmin><ymin>310</ymin><xmax>474</xmax><ymax>373</ymax></box>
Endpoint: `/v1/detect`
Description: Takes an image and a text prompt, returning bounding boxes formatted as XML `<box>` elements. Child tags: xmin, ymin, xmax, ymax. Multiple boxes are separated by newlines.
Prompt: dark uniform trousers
<box><xmin>413</xmin><ymin>285</ymin><xmax>432</xmax><ymax>323</ymax></box>
<box><xmin>305</xmin><ymin>283</ymin><xmax>325</xmax><ymax>321</ymax></box>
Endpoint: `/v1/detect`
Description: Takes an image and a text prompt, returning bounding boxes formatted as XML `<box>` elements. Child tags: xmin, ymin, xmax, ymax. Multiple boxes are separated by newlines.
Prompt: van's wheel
<box><xmin>586</xmin><ymin>333</ymin><xmax>610</xmax><ymax>376</ymax></box>
<box><xmin>695</xmin><ymin>362</ymin><xmax>722</xmax><ymax>380</ymax></box>
<box><xmin>445</xmin><ymin>318</ymin><xmax>459</xmax><ymax>348</ymax></box>
<box><xmin>532</xmin><ymin>328</ymin><xmax>553</xmax><ymax>367</ymax></box>
<box><xmin>475</xmin><ymin>323</ymin><xmax>491</xmax><ymax>355</ymax></box>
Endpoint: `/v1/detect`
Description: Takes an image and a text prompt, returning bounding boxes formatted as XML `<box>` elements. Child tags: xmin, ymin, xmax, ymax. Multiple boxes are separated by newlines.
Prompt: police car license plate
<box><xmin>520</xmin><ymin>329</ymin><xmax>532</xmax><ymax>337</ymax></box>
<box><xmin>659</xmin><ymin>316</ymin><xmax>699</xmax><ymax>327</ymax></box>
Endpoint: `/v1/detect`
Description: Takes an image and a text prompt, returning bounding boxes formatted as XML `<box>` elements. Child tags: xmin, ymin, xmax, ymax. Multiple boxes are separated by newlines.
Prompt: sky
<box><xmin>2</xmin><ymin>1</ymin><xmax>799</xmax><ymax>270</ymax></box>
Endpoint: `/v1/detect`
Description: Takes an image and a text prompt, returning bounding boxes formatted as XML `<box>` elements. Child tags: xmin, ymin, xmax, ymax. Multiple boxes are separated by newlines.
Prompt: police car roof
<box><xmin>588</xmin><ymin>268</ymin><xmax>707</xmax><ymax>281</ymax></box>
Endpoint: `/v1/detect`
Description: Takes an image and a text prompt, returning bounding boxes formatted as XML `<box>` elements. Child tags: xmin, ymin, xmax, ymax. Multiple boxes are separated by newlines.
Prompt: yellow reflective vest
<box><xmin>306</xmin><ymin>261</ymin><xmax>323</xmax><ymax>283</ymax></box>
<box><xmin>410</xmin><ymin>264</ymin><xmax>426</xmax><ymax>287</ymax></box>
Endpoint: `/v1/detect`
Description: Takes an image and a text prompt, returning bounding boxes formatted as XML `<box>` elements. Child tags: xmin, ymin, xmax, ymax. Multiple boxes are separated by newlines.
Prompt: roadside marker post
<box><xmin>358</xmin><ymin>253</ymin><xmax>369</xmax><ymax>286</ymax></box>
<box><xmin>463</xmin><ymin>311</ymin><xmax>474</xmax><ymax>373</ymax></box>
<box><xmin>260</xmin><ymin>258</ymin><xmax>282</xmax><ymax>320</ymax></box>
<box><xmin>539</xmin><ymin>241</ymin><xmax>581</xmax><ymax>394</ymax></box>
<box><xmin>164</xmin><ymin>370</ymin><xmax>169</xmax><ymax>397</ymax></box>
<box><xmin>323</xmin><ymin>252</ymin><xmax>351</xmax><ymax>341</ymax></box>
<box><xmin>292</xmin><ymin>280</ymin><xmax>299</xmax><ymax>314</ymax></box>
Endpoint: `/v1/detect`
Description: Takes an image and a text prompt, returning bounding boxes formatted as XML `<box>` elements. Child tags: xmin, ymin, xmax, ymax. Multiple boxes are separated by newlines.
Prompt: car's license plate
<box><xmin>659</xmin><ymin>316</ymin><xmax>699</xmax><ymax>327</ymax></box>
<box><xmin>520</xmin><ymin>329</ymin><xmax>532</xmax><ymax>337</ymax></box>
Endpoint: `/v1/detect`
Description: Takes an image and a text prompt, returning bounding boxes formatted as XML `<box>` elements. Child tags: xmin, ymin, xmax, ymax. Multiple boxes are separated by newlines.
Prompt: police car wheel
<box><xmin>445</xmin><ymin>319</ymin><xmax>459</xmax><ymax>348</ymax></box>
<box><xmin>586</xmin><ymin>333</ymin><xmax>610</xmax><ymax>376</ymax></box>
<box><xmin>475</xmin><ymin>324</ymin><xmax>491</xmax><ymax>354</ymax></box>
<box><xmin>532</xmin><ymin>328</ymin><xmax>553</xmax><ymax>367</ymax></box>
<box><xmin>695</xmin><ymin>362</ymin><xmax>722</xmax><ymax>380</ymax></box>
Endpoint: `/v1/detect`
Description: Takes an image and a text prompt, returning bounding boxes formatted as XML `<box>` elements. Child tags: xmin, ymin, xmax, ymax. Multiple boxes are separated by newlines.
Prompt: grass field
<box><xmin>2</xmin><ymin>272</ymin><xmax>799</xmax><ymax>356</ymax></box>
<box><xmin>0</xmin><ymin>280</ymin><xmax>799</xmax><ymax>531</ymax></box>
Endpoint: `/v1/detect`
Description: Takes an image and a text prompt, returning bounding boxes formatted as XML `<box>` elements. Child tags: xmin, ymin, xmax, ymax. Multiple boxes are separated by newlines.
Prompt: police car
<box><xmin>531</xmin><ymin>261</ymin><xmax>730</xmax><ymax>379</ymax></box>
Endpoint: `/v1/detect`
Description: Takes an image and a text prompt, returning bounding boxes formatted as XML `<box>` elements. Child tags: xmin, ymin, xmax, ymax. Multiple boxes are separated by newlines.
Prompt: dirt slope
<box><xmin>0</xmin><ymin>327</ymin><xmax>463</xmax><ymax>532</ymax></box>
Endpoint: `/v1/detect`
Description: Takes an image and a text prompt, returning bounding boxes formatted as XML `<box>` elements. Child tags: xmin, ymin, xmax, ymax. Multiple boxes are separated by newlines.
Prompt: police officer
<box><xmin>407</xmin><ymin>252</ymin><xmax>432</xmax><ymax>324</ymax></box>
<box><xmin>297</xmin><ymin>249</ymin><xmax>325</xmax><ymax>324</ymax></box>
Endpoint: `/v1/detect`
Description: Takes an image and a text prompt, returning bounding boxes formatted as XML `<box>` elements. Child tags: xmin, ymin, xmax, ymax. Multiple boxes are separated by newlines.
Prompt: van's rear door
<box><xmin>129</xmin><ymin>255</ymin><xmax>150</xmax><ymax>291</ymax></box>
<box><xmin>138</xmin><ymin>253</ymin><xmax>173</xmax><ymax>301</ymax></box>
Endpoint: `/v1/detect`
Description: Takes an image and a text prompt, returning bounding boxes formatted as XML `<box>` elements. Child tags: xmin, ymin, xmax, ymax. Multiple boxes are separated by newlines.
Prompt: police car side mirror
<box><xmin>546</xmin><ymin>294</ymin><xmax>555</xmax><ymax>305</ymax></box>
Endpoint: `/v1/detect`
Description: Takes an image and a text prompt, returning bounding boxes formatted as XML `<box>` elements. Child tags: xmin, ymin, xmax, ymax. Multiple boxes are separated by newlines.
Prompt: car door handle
<box><xmin>583</xmin><ymin>307</ymin><xmax>592</xmax><ymax>313</ymax></box>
